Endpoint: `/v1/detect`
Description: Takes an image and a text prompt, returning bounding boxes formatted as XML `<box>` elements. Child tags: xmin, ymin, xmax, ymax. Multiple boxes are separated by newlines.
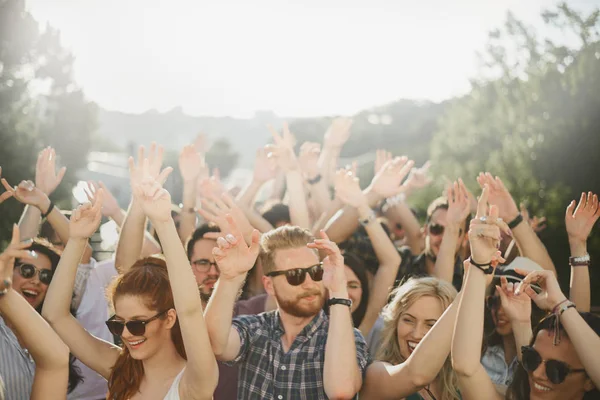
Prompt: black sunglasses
<box><xmin>105</xmin><ymin>310</ymin><xmax>169</xmax><ymax>337</ymax></box>
<box><xmin>428</xmin><ymin>223</ymin><xmax>462</xmax><ymax>236</ymax></box>
<box><xmin>266</xmin><ymin>263</ymin><xmax>324</xmax><ymax>286</ymax></box>
<box><xmin>521</xmin><ymin>346</ymin><xmax>586</xmax><ymax>384</ymax></box>
<box><xmin>191</xmin><ymin>259</ymin><xmax>219</xmax><ymax>273</ymax></box>
<box><xmin>16</xmin><ymin>263</ymin><xmax>53</xmax><ymax>285</ymax></box>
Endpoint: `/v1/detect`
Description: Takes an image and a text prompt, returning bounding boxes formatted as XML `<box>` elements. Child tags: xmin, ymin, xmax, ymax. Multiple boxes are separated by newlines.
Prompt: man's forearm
<box><xmin>285</xmin><ymin>170</ymin><xmax>311</xmax><ymax>229</ymax></box>
<box><xmin>204</xmin><ymin>277</ymin><xmax>245</xmax><ymax>356</ymax></box>
<box><xmin>324</xmin><ymin>296</ymin><xmax>362</xmax><ymax>398</ymax></box>
<box><xmin>18</xmin><ymin>205</ymin><xmax>43</xmax><ymax>240</ymax></box>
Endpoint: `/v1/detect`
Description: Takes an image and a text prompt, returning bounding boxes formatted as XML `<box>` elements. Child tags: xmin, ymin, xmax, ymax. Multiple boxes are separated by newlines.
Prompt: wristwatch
<box><xmin>327</xmin><ymin>298</ymin><xmax>352</xmax><ymax>308</ymax></box>
<box><xmin>569</xmin><ymin>254</ymin><xmax>590</xmax><ymax>266</ymax></box>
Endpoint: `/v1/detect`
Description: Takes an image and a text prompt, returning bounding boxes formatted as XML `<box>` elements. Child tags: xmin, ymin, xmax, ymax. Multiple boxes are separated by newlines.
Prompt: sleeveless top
<box><xmin>163</xmin><ymin>368</ymin><xmax>185</xmax><ymax>400</ymax></box>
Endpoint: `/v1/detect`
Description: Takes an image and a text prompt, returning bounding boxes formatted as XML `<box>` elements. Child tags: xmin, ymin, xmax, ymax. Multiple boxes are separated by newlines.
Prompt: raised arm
<box><xmin>178</xmin><ymin>143</ymin><xmax>207</xmax><ymax>243</ymax></box>
<box><xmin>0</xmin><ymin>225</ymin><xmax>69</xmax><ymax>400</ymax></box>
<box><xmin>477</xmin><ymin>173</ymin><xmax>556</xmax><ymax>274</ymax></box>
<box><xmin>517</xmin><ymin>268</ymin><xmax>600</xmax><ymax>387</ymax></box>
<box><xmin>308</xmin><ymin>232</ymin><xmax>363</xmax><ymax>399</ymax></box>
<box><xmin>325</xmin><ymin>156</ymin><xmax>414</xmax><ymax>243</ymax></box>
<box><xmin>237</xmin><ymin>148</ymin><xmax>276</xmax><ymax>208</ymax></box>
<box><xmin>433</xmin><ymin>180</ymin><xmax>470</xmax><ymax>284</ymax></box>
<box><xmin>198</xmin><ymin>192</ymin><xmax>256</xmax><ymax>245</ymax></box>
<box><xmin>318</xmin><ymin>117</ymin><xmax>352</xmax><ymax>188</ymax></box>
<box><xmin>41</xmin><ymin>190</ymin><xmax>121</xmax><ymax>380</ymax></box>
<box><xmin>205</xmin><ymin>215</ymin><xmax>260</xmax><ymax>361</ymax></box>
<box><xmin>360</xmin><ymin>292</ymin><xmax>463</xmax><ymax>400</ymax></box>
<box><xmin>565</xmin><ymin>192</ymin><xmax>598</xmax><ymax>312</ymax></box>
<box><xmin>115</xmin><ymin>144</ymin><xmax>172</xmax><ymax>273</ymax></box>
<box><xmin>299</xmin><ymin>142</ymin><xmax>332</xmax><ymax>218</ymax></box>
<box><xmin>451</xmin><ymin>186</ymin><xmax>506</xmax><ymax>400</ymax></box>
<box><xmin>133</xmin><ymin>160</ymin><xmax>219</xmax><ymax>399</ymax></box>
<box><xmin>335</xmin><ymin>168</ymin><xmax>401</xmax><ymax>337</ymax></box>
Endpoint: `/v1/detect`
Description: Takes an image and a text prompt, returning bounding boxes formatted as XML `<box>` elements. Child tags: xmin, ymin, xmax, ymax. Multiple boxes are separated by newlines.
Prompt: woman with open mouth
<box><xmin>42</xmin><ymin>157</ymin><xmax>219</xmax><ymax>400</ymax></box>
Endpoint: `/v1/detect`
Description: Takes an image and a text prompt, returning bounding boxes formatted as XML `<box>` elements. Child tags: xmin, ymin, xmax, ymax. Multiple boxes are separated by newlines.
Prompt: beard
<box><xmin>275</xmin><ymin>289</ymin><xmax>325</xmax><ymax>318</ymax></box>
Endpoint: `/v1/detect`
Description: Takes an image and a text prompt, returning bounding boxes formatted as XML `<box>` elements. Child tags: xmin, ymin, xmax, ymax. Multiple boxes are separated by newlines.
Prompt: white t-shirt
<box><xmin>68</xmin><ymin>259</ymin><xmax>119</xmax><ymax>400</ymax></box>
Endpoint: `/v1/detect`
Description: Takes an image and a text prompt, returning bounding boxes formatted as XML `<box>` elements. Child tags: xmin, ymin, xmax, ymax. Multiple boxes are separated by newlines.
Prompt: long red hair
<box><xmin>106</xmin><ymin>256</ymin><xmax>186</xmax><ymax>400</ymax></box>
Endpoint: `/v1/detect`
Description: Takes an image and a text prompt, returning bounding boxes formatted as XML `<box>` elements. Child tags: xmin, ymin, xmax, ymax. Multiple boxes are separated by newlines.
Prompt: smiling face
<box><xmin>396</xmin><ymin>295</ymin><xmax>444</xmax><ymax>359</ymax></box>
<box><xmin>527</xmin><ymin>329</ymin><xmax>594</xmax><ymax>400</ymax></box>
<box><xmin>11</xmin><ymin>253</ymin><xmax>53</xmax><ymax>309</ymax></box>
<box><xmin>264</xmin><ymin>246</ymin><xmax>325</xmax><ymax>318</ymax></box>
<box><xmin>113</xmin><ymin>295</ymin><xmax>176</xmax><ymax>360</ymax></box>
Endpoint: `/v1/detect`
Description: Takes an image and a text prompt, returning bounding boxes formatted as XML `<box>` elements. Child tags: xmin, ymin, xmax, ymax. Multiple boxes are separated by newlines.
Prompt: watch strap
<box><xmin>467</xmin><ymin>257</ymin><xmax>494</xmax><ymax>274</ymax></box>
<box><xmin>327</xmin><ymin>298</ymin><xmax>352</xmax><ymax>308</ymax></box>
<box><xmin>508</xmin><ymin>214</ymin><xmax>524</xmax><ymax>229</ymax></box>
<box><xmin>569</xmin><ymin>254</ymin><xmax>590</xmax><ymax>266</ymax></box>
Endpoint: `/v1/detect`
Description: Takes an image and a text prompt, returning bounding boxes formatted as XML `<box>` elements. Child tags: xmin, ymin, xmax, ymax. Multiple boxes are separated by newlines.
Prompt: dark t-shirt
<box><xmin>213</xmin><ymin>294</ymin><xmax>269</xmax><ymax>400</ymax></box>
<box><xmin>395</xmin><ymin>246</ymin><xmax>463</xmax><ymax>291</ymax></box>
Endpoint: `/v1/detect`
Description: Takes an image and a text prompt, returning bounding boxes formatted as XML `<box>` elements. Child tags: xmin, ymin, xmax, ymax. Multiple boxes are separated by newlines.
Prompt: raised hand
<box><xmin>476</xmin><ymin>173</ymin><xmax>520</xmax><ymax>222</ymax></box>
<box><xmin>0</xmin><ymin>225</ymin><xmax>37</xmax><ymax>285</ymax></box>
<box><xmin>334</xmin><ymin>167</ymin><xmax>367</xmax><ymax>209</ymax></box>
<box><xmin>253</xmin><ymin>148</ymin><xmax>277</xmax><ymax>183</ymax></box>
<box><xmin>374</xmin><ymin>150</ymin><xmax>392</xmax><ymax>175</ymax></box>
<box><xmin>446</xmin><ymin>179</ymin><xmax>471</xmax><ymax>229</ymax></box>
<box><xmin>565</xmin><ymin>192</ymin><xmax>599</xmax><ymax>244</ymax></box>
<box><xmin>307</xmin><ymin>230</ymin><xmax>347</xmax><ymax>296</ymax></box>
<box><xmin>212</xmin><ymin>215</ymin><xmax>260</xmax><ymax>281</ymax></box>
<box><xmin>83</xmin><ymin>181</ymin><xmax>121</xmax><ymax>218</ymax></box>
<box><xmin>324</xmin><ymin>117</ymin><xmax>353</xmax><ymax>149</ymax></box>
<box><xmin>1</xmin><ymin>179</ymin><xmax>47</xmax><ymax>209</ymax></box>
<box><xmin>404</xmin><ymin>161</ymin><xmax>433</xmax><ymax>192</ymax></box>
<box><xmin>469</xmin><ymin>185</ymin><xmax>510</xmax><ymax>266</ymax></box>
<box><xmin>515</xmin><ymin>268</ymin><xmax>566</xmax><ymax>312</ymax></box>
<box><xmin>70</xmin><ymin>190</ymin><xmax>104</xmax><ymax>239</ymax></box>
<box><xmin>368</xmin><ymin>156</ymin><xmax>415</xmax><ymax>200</ymax></box>
<box><xmin>197</xmin><ymin>171</ymin><xmax>226</xmax><ymax>202</ymax></box>
<box><xmin>266</xmin><ymin>122</ymin><xmax>298</xmax><ymax>171</ymax></box>
<box><xmin>35</xmin><ymin>147</ymin><xmax>67</xmax><ymax>196</ymax></box>
<box><xmin>179</xmin><ymin>143</ymin><xmax>207</xmax><ymax>183</ymax></box>
<box><xmin>496</xmin><ymin>276</ymin><xmax>531</xmax><ymax>323</ymax></box>
<box><xmin>298</xmin><ymin>142</ymin><xmax>321</xmax><ymax>179</ymax></box>
<box><xmin>520</xmin><ymin>203</ymin><xmax>547</xmax><ymax>234</ymax></box>
<box><xmin>198</xmin><ymin>193</ymin><xmax>254</xmax><ymax>243</ymax></box>
<box><xmin>132</xmin><ymin>158</ymin><xmax>174</xmax><ymax>223</ymax></box>
<box><xmin>0</xmin><ymin>167</ymin><xmax>13</xmax><ymax>204</ymax></box>
<box><xmin>128</xmin><ymin>143</ymin><xmax>172</xmax><ymax>191</ymax></box>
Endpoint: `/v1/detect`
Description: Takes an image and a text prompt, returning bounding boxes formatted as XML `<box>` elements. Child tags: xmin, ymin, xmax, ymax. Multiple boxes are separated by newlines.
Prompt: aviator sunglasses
<box><xmin>105</xmin><ymin>309</ymin><xmax>169</xmax><ymax>336</ymax></box>
<box><xmin>16</xmin><ymin>263</ymin><xmax>53</xmax><ymax>285</ymax></box>
<box><xmin>266</xmin><ymin>263</ymin><xmax>324</xmax><ymax>286</ymax></box>
<box><xmin>521</xmin><ymin>346</ymin><xmax>586</xmax><ymax>384</ymax></box>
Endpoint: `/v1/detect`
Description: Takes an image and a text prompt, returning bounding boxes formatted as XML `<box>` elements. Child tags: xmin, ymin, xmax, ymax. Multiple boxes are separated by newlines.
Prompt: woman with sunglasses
<box><xmin>452</xmin><ymin>187</ymin><xmax>600</xmax><ymax>400</ymax></box>
<box><xmin>0</xmin><ymin>225</ymin><xmax>70</xmax><ymax>400</ymax></box>
<box><xmin>43</xmin><ymin>167</ymin><xmax>218</xmax><ymax>399</ymax></box>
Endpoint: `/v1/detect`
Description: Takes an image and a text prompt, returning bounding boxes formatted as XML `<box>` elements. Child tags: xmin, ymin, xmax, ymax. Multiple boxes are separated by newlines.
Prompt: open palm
<box><xmin>497</xmin><ymin>277</ymin><xmax>531</xmax><ymax>323</ymax></box>
<box><xmin>70</xmin><ymin>191</ymin><xmax>104</xmax><ymax>239</ymax></box>
<box><xmin>565</xmin><ymin>192</ymin><xmax>599</xmax><ymax>243</ymax></box>
<box><xmin>212</xmin><ymin>216</ymin><xmax>260</xmax><ymax>280</ymax></box>
<box><xmin>133</xmin><ymin>159</ymin><xmax>174</xmax><ymax>223</ymax></box>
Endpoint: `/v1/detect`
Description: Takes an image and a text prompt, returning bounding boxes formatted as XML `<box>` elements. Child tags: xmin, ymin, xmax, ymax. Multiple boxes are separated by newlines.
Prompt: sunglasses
<box><xmin>266</xmin><ymin>263</ymin><xmax>324</xmax><ymax>286</ymax></box>
<box><xmin>105</xmin><ymin>310</ymin><xmax>169</xmax><ymax>337</ymax></box>
<box><xmin>191</xmin><ymin>259</ymin><xmax>219</xmax><ymax>273</ymax></box>
<box><xmin>521</xmin><ymin>346</ymin><xmax>586</xmax><ymax>384</ymax></box>
<box><xmin>428</xmin><ymin>223</ymin><xmax>463</xmax><ymax>236</ymax></box>
<box><xmin>486</xmin><ymin>295</ymin><xmax>501</xmax><ymax>310</ymax></box>
<box><xmin>16</xmin><ymin>263</ymin><xmax>53</xmax><ymax>285</ymax></box>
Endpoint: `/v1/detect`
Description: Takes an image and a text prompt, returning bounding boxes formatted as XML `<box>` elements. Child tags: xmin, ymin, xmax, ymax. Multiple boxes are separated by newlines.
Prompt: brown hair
<box><xmin>106</xmin><ymin>256</ymin><xmax>186</xmax><ymax>400</ymax></box>
<box><xmin>258</xmin><ymin>226</ymin><xmax>315</xmax><ymax>275</ymax></box>
<box><xmin>376</xmin><ymin>277</ymin><xmax>460</xmax><ymax>400</ymax></box>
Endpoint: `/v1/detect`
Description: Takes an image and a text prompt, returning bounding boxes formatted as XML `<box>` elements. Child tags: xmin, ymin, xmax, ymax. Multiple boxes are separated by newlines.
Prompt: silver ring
<box><xmin>479</xmin><ymin>216</ymin><xmax>487</xmax><ymax>223</ymax></box>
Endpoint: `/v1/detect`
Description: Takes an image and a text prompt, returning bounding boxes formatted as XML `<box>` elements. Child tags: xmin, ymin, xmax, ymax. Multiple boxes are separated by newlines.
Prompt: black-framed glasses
<box><xmin>191</xmin><ymin>259</ymin><xmax>219</xmax><ymax>273</ymax></box>
<box><xmin>521</xmin><ymin>346</ymin><xmax>586</xmax><ymax>384</ymax></box>
<box><xmin>486</xmin><ymin>295</ymin><xmax>501</xmax><ymax>310</ymax></box>
<box><xmin>266</xmin><ymin>263</ymin><xmax>324</xmax><ymax>286</ymax></box>
<box><xmin>105</xmin><ymin>310</ymin><xmax>169</xmax><ymax>336</ymax></box>
<box><xmin>16</xmin><ymin>263</ymin><xmax>53</xmax><ymax>285</ymax></box>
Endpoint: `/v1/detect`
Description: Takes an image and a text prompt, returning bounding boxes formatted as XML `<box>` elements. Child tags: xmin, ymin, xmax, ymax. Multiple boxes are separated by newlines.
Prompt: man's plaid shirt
<box><xmin>225</xmin><ymin>309</ymin><xmax>370</xmax><ymax>399</ymax></box>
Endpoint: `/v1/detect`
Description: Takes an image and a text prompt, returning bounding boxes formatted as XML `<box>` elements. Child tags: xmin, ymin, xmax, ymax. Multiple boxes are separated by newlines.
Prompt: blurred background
<box><xmin>1</xmin><ymin>0</ymin><xmax>599</xmax><ymax>304</ymax></box>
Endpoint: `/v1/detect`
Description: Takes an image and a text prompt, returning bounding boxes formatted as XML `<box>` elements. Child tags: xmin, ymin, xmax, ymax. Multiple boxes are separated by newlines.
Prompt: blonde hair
<box><xmin>258</xmin><ymin>226</ymin><xmax>315</xmax><ymax>275</ymax></box>
<box><xmin>376</xmin><ymin>277</ymin><xmax>460</xmax><ymax>400</ymax></box>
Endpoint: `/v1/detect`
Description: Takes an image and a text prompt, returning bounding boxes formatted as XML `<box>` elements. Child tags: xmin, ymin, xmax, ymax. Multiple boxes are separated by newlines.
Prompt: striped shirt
<box><xmin>0</xmin><ymin>316</ymin><xmax>35</xmax><ymax>400</ymax></box>
<box><xmin>226</xmin><ymin>309</ymin><xmax>370</xmax><ymax>400</ymax></box>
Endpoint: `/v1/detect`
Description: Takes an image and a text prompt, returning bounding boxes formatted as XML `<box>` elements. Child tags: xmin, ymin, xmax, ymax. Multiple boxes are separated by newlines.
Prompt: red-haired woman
<box><xmin>42</xmin><ymin>162</ymin><xmax>218</xmax><ymax>399</ymax></box>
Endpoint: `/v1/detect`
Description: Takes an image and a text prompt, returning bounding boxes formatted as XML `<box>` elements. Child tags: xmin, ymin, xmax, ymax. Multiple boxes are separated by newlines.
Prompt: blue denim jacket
<box><xmin>481</xmin><ymin>344</ymin><xmax>518</xmax><ymax>388</ymax></box>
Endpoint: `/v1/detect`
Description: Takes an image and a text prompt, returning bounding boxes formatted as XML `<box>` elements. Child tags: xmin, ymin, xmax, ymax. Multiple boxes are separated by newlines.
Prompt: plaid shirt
<box><xmin>226</xmin><ymin>309</ymin><xmax>370</xmax><ymax>400</ymax></box>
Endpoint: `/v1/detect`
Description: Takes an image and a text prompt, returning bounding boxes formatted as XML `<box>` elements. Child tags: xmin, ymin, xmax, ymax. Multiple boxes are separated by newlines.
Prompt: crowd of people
<box><xmin>0</xmin><ymin>119</ymin><xmax>599</xmax><ymax>400</ymax></box>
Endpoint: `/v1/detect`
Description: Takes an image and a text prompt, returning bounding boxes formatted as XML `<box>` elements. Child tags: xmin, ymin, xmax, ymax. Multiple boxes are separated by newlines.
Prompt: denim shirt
<box><xmin>481</xmin><ymin>344</ymin><xmax>518</xmax><ymax>387</ymax></box>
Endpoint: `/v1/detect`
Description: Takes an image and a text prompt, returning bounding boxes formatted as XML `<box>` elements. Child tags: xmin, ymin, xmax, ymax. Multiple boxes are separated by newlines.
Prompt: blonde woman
<box><xmin>361</xmin><ymin>277</ymin><xmax>462</xmax><ymax>400</ymax></box>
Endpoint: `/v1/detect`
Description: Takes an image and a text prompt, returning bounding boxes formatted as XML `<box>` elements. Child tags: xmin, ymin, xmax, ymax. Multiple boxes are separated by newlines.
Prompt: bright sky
<box><xmin>26</xmin><ymin>0</ymin><xmax>600</xmax><ymax>118</ymax></box>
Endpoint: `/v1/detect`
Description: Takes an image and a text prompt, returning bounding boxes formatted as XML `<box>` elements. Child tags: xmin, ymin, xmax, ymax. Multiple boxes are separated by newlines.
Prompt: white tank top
<box><xmin>163</xmin><ymin>368</ymin><xmax>185</xmax><ymax>400</ymax></box>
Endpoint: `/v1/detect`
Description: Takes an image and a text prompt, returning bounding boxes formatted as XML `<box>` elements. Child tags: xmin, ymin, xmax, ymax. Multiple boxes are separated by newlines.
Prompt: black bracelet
<box><xmin>508</xmin><ymin>214</ymin><xmax>524</xmax><ymax>229</ymax></box>
<box><xmin>41</xmin><ymin>201</ymin><xmax>55</xmax><ymax>219</ymax></box>
<box><xmin>326</xmin><ymin>298</ymin><xmax>352</xmax><ymax>308</ymax></box>
<box><xmin>307</xmin><ymin>174</ymin><xmax>322</xmax><ymax>185</ymax></box>
<box><xmin>467</xmin><ymin>257</ymin><xmax>495</xmax><ymax>274</ymax></box>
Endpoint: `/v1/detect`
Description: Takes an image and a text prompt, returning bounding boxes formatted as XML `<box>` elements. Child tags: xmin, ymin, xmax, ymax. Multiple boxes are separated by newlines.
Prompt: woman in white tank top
<box><xmin>42</xmin><ymin>154</ymin><xmax>219</xmax><ymax>400</ymax></box>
